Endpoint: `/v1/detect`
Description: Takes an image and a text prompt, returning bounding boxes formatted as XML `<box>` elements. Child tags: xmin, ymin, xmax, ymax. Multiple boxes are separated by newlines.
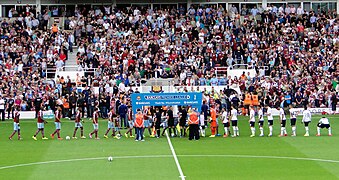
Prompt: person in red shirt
<box><xmin>9</xmin><ymin>106</ymin><xmax>22</xmax><ymax>140</ymax></box>
<box><xmin>72</xmin><ymin>107</ymin><xmax>86</xmax><ymax>139</ymax></box>
<box><xmin>134</xmin><ymin>109</ymin><xmax>144</xmax><ymax>141</ymax></box>
<box><xmin>104</xmin><ymin>108</ymin><xmax>115</xmax><ymax>138</ymax></box>
<box><xmin>89</xmin><ymin>108</ymin><xmax>100</xmax><ymax>140</ymax></box>
<box><xmin>51</xmin><ymin>106</ymin><xmax>63</xmax><ymax>140</ymax></box>
<box><xmin>209</xmin><ymin>106</ymin><xmax>217</xmax><ymax>138</ymax></box>
<box><xmin>32</xmin><ymin>108</ymin><xmax>48</xmax><ymax>140</ymax></box>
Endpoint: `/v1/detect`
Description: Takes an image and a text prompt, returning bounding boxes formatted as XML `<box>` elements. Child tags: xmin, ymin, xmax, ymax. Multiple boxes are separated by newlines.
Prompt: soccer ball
<box><xmin>65</xmin><ymin>136</ymin><xmax>70</xmax><ymax>140</ymax></box>
<box><xmin>108</xmin><ymin>156</ymin><xmax>113</xmax><ymax>162</ymax></box>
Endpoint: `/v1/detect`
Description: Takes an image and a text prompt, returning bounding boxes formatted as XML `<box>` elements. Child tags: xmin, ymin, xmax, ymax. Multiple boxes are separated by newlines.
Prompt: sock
<box><xmin>174</xmin><ymin>128</ymin><xmax>177</xmax><ymax>136</ymax></box>
<box><xmin>81</xmin><ymin>128</ymin><xmax>84</xmax><ymax>137</ymax></box>
<box><xmin>18</xmin><ymin>129</ymin><xmax>21</xmax><ymax>138</ymax></box>
<box><xmin>305</xmin><ymin>127</ymin><xmax>309</xmax><ymax>134</ymax></box>
<box><xmin>233</xmin><ymin>126</ymin><xmax>236</xmax><ymax>136</ymax></box>
<box><xmin>57</xmin><ymin>130</ymin><xmax>60</xmax><ymax>138</ymax></box>
<box><xmin>41</xmin><ymin>130</ymin><xmax>45</xmax><ymax>137</ymax></box>
<box><xmin>95</xmin><ymin>130</ymin><xmax>98</xmax><ymax>138</ymax></box>
<box><xmin>105</xmin><ymin>129</ymin><xmax>110</xmax><ymax>136</ymax></box>
<box><xmin>269</xmin><ymin>126</ymin><xmax>273</xmax><ymax>135</ymax></box>
<box><xmin>236</xmin><ymin>127</ymin><xmax>239</xmax><ymax>136</ymax></box>
<box><xmin>224</xmin><ymin>127</ymin><xmax>228</xmax><ymax>135</ymax></box>
<box><xmin>328</xmin><ymin>127</ymin><xmax>332</xmax><ymax>135</ymax></box>
<box><xmin>251</xmin><ymin>127</ymin><xmax>255</xmax><ymax>136</ymax></box>
<box><xmin>10</xmin><ymin>131</ymin><xmax>16</xmax><ymax>138</ymax></box>
<box><xmin>169</xmin><ymin>128</ymin><xmax>172</xmax><ymax>136</ymax></box>
<box><xmin>280</xmin><ymin>127</ymin><xmax>284</xmax><ymax>135</ymax></box>
<box><xmin>260</xmin><ymin>127</ymin><xmax>264</xmax><ymax>135</ymax></box>
<box><xmin>73</xmin><ymin>128</ymin><xmax>77</xmax><ymax>137</ymax></box>
<box><xmin>283</xmin><ymin>127</ymin><xmax>287</xmax><ymax>135</ymax></box>
<box><xmin>317</xmin><ymin>127</ymin><xmax>320</xmax><ymax>135</ymax></box>
<box><xmin>157</xmin><ymin>130</ymin><xmax>160</xmax><ymax>137</ymax></box>
<box><xmin>211</xmin><ymin>127</ymin><xmax>216</xmax><ymax>135</ymax></box>
<box><xmin>292</xmin><ymin>127</ymin><xmax>296</xmax><ymax>135</ymax></box>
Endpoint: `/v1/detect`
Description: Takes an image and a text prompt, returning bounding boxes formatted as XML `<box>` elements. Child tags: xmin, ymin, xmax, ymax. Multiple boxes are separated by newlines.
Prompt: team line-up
<box><xmin>7</xmin><ymin>104</ymin><xmax>333</xmax><ymax>141</ymax></box>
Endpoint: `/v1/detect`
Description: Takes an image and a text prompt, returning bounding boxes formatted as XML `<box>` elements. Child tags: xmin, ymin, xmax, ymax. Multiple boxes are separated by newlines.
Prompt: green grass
<box><xmin>0</xmin><ymin>115</ymin><xmax>339</xmax><ymax>180</ymax></box>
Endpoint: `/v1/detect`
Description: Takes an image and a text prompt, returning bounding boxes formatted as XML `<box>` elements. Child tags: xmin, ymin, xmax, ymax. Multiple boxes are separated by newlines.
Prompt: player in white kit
<box><xmin>230</xmin><ymin>106</ymin><xmax>239</xmax><ymax>137</ymax></box>
<box><xmin>257</xmin><ymin>105</ymin><xmax>265</xmax><ymax>137</ymax></box>
<box><xmin>316</xmin><ymin>117</ymin><xmax>332</xmax><ymax>136</ymax></box>
<box><xmin>277</xmin><ymin>107</ymin><xmax>287</xmax><ymax>137</ymax></box>
<box><xmin>199</xmin><ymin>111</ymin><xmax>205</xmax><ymax>137</ymax></box>
<box><xmin>221</xmin><ymin>108</ymin><xmax>230</xmax><ymax>137</ymax></box>
<box><xmin>302</xmin><ymin>106</ymin><xmax>312</xmax><ymax>137</ymax></box>
<box><xmin>249</xmin><ymin>106</ymin><xmax>256</xmax><ymax>137</ymax></box>
<box><xmin>265</xmin><ymin>104</ymin><xmax>274</xmax><ymax>137</ymax></box>
<box><xmin>289</xmin><ymin>105</ymin><xmax>297</xmax><ymax>136</ymax></box>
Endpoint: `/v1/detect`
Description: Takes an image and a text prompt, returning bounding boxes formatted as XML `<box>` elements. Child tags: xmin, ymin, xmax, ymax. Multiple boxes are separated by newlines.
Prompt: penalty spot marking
<box><xmin>0</xmin><ymin>154</ymin><xmax>339</xmax><ymax>171</ymax></box>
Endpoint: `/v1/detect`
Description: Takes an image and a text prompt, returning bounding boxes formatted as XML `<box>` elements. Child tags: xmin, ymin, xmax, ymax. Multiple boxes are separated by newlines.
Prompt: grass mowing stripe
<box><xmin>165</xmin><ymin>131</ymin><xmax>186</xmax><ymax>180</ymax></box>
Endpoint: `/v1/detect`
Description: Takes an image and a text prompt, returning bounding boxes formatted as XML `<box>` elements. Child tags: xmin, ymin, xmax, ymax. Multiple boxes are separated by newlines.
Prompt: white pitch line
<box><xmin>0</xmin><ymin>154</ymin><xmax>339</xmax><ymax>171</ymax></box>
<box><xmin>165</xmin><ymin>131</ymin><xmax>186</xmax><ymax>180</ymax></box>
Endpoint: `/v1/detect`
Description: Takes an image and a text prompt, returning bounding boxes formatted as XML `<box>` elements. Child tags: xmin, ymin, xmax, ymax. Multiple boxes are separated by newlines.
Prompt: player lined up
<box><xmin>8</xmin><ymin>105</ymin><xmax>333</xmax><ymax>141</ymax></box>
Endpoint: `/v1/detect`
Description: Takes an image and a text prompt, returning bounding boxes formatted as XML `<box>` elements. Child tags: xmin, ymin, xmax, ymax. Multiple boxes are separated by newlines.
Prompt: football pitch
<box><xmin>0</xmin><ymin>115</ymin><xmax>338</xmax><ymax>180</ymax></box>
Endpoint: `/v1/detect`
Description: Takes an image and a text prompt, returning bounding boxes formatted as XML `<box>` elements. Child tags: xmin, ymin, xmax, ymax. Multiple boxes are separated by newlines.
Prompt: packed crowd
<box><xmin>0</xmin><ymin>3</ymin><xmax>339</xmax><ymax>120</ymax></box>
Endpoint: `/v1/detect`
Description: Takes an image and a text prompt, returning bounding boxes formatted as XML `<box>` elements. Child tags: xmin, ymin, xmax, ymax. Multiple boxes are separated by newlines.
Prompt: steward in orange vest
<box><xmin>188</xmin><ymin>109</ymin><xmax>200</xmax><ymax>140</ymax></box>
<box><xmin>134</xmin><ymin>110</ymin><xmax>144</xmax><ymax>141</ymax></box>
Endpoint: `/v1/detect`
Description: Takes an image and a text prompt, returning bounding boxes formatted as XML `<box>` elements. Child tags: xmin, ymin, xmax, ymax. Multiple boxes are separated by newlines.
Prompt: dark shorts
<box><xmin>304</xmin><ymin>121</ymin><xmax>310</xmax><ymax>127</ymax></box>
<box><xmin>268</xmin><ymin>120</ymin><xmax>273</xmax><ymax>126</ymax></box>
<box><xmin>179</xmin><ymin>119</ymin><xmax>186</xmax><ymax>127</ymax></box>
<box><xmin>223</xmin><ymin>122</ymin><xmax>230</xmax><ymax>127</ymax></box>
<box><xmin>250</xmin><ymin>121</ymin><xmax>255</xmax><ymax>127</ymax></box>
<box><xmin>318</xmin><ymin>123</ymin><xmax>330</xmax><ymax>129</ymax></box>
<box><xmin>290</xmin><ymin>118</ymin><xmax>296</xmax><ymax>126</ymax></box>
<box><xmin>155</xmin><ymin>123</ymin><xmax>161</xmax><ymax>129</ymax></box>
<box><xmin>168</xmin><ymin>119</ymin><xmax>174</xmax><ymax>127</ymax></box>
<box><xmin>231</xmin><ymin>120</ymin><xmax>238</xmax><ymax>126</ymax></box>
<box><xmin>281</xmin><ymin>120</ymin><xmax>286</xmax><ymax>127</ymax></box>
<box><xmin>258</xmin><ymin>120</ymin><xmax>264</xmax><ymax>127</ymax></box>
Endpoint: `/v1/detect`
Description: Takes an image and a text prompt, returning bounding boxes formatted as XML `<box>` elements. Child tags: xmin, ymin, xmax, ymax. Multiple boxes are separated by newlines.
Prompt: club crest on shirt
<box><xmin>136</xmin><ymin>96</ymin><xmax>141</xmax><ymax>100</ymax></box>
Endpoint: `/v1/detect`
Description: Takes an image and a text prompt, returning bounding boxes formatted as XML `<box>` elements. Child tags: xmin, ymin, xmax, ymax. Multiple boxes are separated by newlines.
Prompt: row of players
<box><xmin>7</xmin><ymin>104</ymin><xmax>332</xmax><ymax>140</ymax></box>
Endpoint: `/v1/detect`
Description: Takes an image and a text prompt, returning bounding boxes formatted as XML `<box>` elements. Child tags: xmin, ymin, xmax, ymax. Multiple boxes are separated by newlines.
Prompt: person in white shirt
<box><xmin>289</xmin><ymin>105</ymin><xmax>297</xmax><ymax>136</ymax></box>
<box><xmin>266</xmin><ymin>104</ymin><xmax>273</xmax><ymax>137</ymax></box>
<box><xmin>302</xmin><ymin>107</ymin><xmax>312</xmax><ymax>136</ymax></box>
<box><xmin>277</xmin><ymin>107</ymin><xmax>287</xmax><ymax>137</ymax></box>
<box><xmin>0</xmin><ymin>95</ymin><xmax>5</xmax><ymax>121</ymax></box>
<box><xmin>258</xmin><ymin>105</ymin><xmax>265</xmax><ymax>136</ymax></box>
<box><xmin>265</xmin><ymin>104</ymin><xmax>274</xmax><ymax>137</ymax></box>
<box><xmin>317</xmin><ymin>117</ymin><xmax>332</xmax><ymax>136</ymax></box>
<box><xmin>221</xmin><ymin>108</ymin><xmax>230</xmax><ymax>137</ymax></box>
<box><xmin>249</xmin><ymin>106</ymin><xmax>256</xmax><ymax>137</ymax></box>
<box><xmin>199</xmin><ymin>111</ymin><xmax>205</xmax><ymax>137</ymax></box>
<box><xmin>230</xmin><ymin>105</ymin><xmax>239</xmax><ymax>137</ymax></box>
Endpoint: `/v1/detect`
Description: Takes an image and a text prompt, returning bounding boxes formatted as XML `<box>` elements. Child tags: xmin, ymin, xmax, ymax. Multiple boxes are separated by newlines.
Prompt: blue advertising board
<box><xmin>131</xmin><ymin>92</ymin><xmax>203</xmax><ymax>114</ymax></box>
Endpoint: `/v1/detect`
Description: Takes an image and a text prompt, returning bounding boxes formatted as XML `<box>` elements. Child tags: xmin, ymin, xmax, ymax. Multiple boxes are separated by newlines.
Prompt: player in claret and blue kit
<box><xmin>51</xmin><ymin>106</ymin><xmax>63</xmax><ymax>140</ymax></box>
<box><xmin>32</xmin><ymin>108</ymin><xmax>48</xmax><ymax>140</ymax></box>
<box><xmin>9</xmin><ymin>106</ymin><xmax>21</xmax><ymax>140</ymax></box>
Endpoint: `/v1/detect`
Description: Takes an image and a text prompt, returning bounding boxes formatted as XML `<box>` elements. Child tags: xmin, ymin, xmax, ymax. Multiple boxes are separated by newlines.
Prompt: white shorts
<box><xmin>128</xmin><ymin>121</ymin><xmax>134</xmax><ymax>128</ymax></box>
<box><xmin>93</xmin><ymin>124</ymin><xmax>98</xmax><ymax>130</ymax></box>
<box><xmin>144</xmin><ymin>120</ymin><xmax>150</xmax><ymax>127</ymax></box>
<box><xmin>75</xmin><ymin>122</ymin><xmax>83</xmax><ymax>128</ymax></box>
<box><xmin>108</xmin><ymin>122</ymin><xmax>114</xmax><ymax>129</ymax></box>
<box><xmin>55</xmin><ymin>122</ymin><xmax>61</xmax><ymax>129</ymax></box>
<box><xmin>37</xmin><ymin>123</ymin><xmax>44</xmax><ymax>129</ymax></box>
<box><xmin>13</xmin><ymin>122</ymin><xmax>20</xmax><ymax>131</ymax></box>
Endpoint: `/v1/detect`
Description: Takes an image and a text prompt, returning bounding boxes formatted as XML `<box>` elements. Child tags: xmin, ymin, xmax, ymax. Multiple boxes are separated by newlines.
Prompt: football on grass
<box><xmin>108</xmin><ymin>156</ymin><xmax>113</xmax><ymax>162</ymax></box>
<box><xmin>66</xmin><ymin>136</ymin><xmax>70</xmax><ymax>140</ymax></box>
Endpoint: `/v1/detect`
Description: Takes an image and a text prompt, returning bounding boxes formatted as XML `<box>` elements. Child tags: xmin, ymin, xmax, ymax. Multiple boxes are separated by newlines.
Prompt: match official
<box><xmin>188</xmin><ymin>108</ymin><xmax>199</xmax><ymax>140</ymax></box>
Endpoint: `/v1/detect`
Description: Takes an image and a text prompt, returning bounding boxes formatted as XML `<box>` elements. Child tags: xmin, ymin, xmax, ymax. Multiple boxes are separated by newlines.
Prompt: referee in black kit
<box><xmin>167</xmin><ymin>107</ymin><xmax>177</xmax><ymax>137</ymax></box>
